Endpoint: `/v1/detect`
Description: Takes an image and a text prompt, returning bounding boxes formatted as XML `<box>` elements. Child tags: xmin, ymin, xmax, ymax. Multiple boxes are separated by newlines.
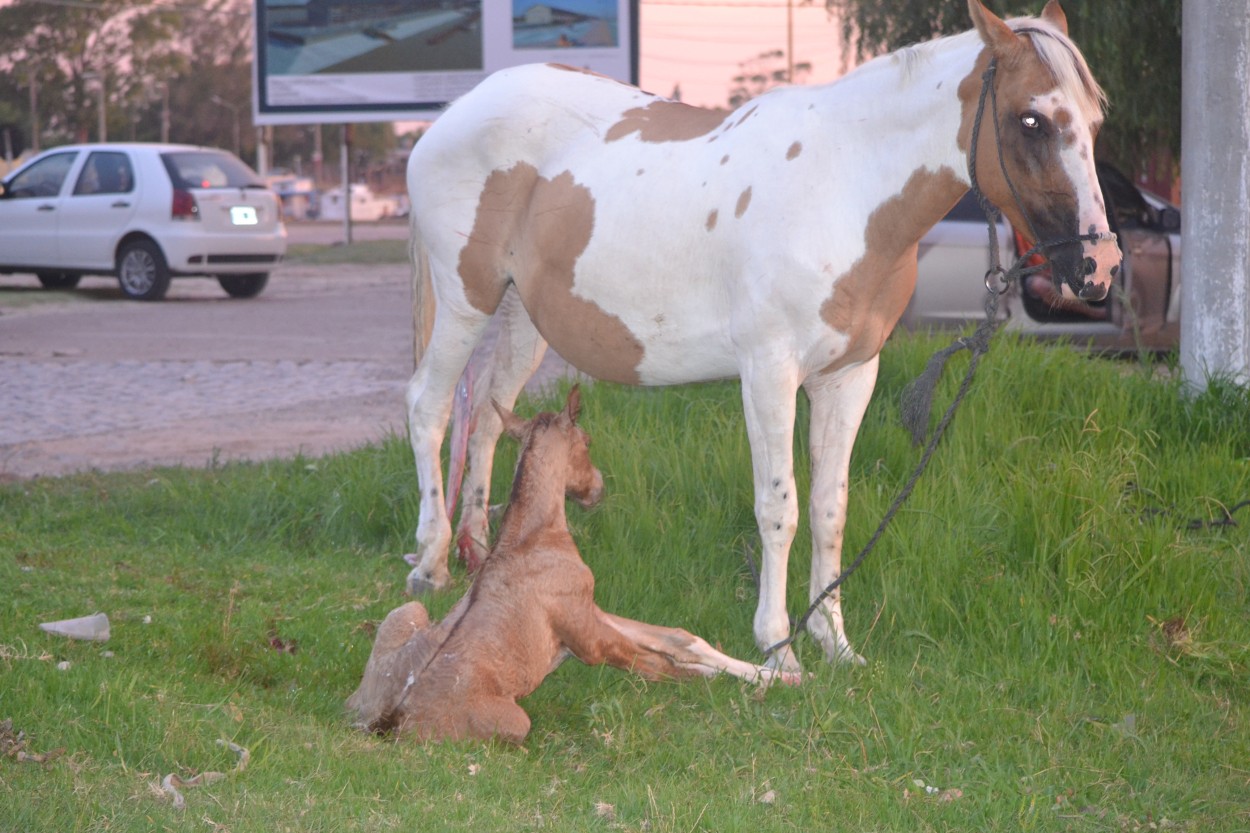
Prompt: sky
<box><xmin>637</xmin><ymin>0</ymin><xmax>850</xmax><ymax>108</ymax></box>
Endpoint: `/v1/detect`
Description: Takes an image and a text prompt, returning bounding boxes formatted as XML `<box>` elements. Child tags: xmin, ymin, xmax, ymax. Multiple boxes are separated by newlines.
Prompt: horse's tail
<box><xmin>410</xmin><ymin>208</ymin><xmax>435</xmax><ymax>370</ymax></box>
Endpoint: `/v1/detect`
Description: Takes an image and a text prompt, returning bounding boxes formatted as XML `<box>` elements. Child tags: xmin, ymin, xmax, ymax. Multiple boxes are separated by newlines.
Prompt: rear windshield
<box><xmin>161</xmin><ymin>150</ymin><xmax>263</xmax><ymax>190</ymax></box>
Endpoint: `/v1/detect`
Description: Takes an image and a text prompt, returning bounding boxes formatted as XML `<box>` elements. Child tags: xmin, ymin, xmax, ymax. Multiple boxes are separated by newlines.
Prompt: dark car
<box><xmin>904</xmin><ymin>162</ymin><xmax>1181</xmax><ymax>350</ymax></box>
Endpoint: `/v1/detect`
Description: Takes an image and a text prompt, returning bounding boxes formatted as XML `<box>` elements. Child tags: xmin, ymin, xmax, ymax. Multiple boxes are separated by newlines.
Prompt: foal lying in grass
<box><xmin>347</xmin><ymin>386</ymin><xmax>797</xmax><ymax>744</ymax></box>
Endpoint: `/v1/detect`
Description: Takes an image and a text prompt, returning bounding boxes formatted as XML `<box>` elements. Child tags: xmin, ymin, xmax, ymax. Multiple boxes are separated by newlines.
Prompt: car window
<box><xmin>73</xmin><ymin>151</ymin><xmax>134</xmax><ymax>196</ymax></box>
<box><xmin>1096</xmin><ymin>163</ymin><xmax>1150</xmax><ymax>231</ymax></box>
<box><xmin>3</xmin><ymin>151</ymin><xmax>78</xmax><ymax>198</ymax></box>
<box><xmin>161</xmin><ymin>150</ymin><xmax>262</xmax><ymax>190</ymax></box>
<box><xmin>942</xmin><ymin>191</ymin><xmax>997</xmax><ymax>223</ymax></box>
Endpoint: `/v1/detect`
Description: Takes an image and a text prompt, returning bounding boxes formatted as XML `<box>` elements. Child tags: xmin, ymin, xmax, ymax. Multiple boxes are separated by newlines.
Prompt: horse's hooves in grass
<box><xmin>405</xmin><ymin>568</ymin><xmax>447</xmax><ymax>596</ymax></box>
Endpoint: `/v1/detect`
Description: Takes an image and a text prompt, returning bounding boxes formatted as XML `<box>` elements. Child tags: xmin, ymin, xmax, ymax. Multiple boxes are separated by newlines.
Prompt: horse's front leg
<box><xmin>740</xmin><ymin>361</ymin><xmax>803</xmax><ymax>673</ymax></box>
<box><xmin>801</xmin><ymin>356</ymin><xmax>879</xmax><ymax>665</ymax></box>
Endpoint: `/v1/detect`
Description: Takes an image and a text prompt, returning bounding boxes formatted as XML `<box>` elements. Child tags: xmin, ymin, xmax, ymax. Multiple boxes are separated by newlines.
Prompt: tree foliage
<box><xmin>823</xmin><ymin>0</ymin><xmax>1182</xmax><ymax>180</ymax></box>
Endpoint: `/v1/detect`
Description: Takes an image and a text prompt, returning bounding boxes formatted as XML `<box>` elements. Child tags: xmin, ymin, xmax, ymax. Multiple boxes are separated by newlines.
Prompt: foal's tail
<box><xmin>410</xmin><ymin>209</ymin><xmax>435</xmax><ymax>370</ymax></box>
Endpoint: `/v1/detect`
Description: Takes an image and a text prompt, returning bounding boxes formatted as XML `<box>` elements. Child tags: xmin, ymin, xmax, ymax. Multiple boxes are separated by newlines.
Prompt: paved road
<box><xmin>0</xmin><ymin>222</ymin><xmax>576</xmax><ymax>480</ymax></box>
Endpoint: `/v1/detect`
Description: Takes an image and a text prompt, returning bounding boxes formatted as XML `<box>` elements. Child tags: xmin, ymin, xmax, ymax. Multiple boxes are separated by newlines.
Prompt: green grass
<box><xmin>2</xmin><ymin>333</ymin><xmax>1248</xmax><ymax>831</ymax></box>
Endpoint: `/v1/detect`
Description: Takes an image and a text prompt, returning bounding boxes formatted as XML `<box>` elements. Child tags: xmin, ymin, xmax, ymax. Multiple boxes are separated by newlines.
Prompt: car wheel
<box><xmin>36</xmin><ymin>271</ymin><xmax>82</xmax><ymax>290</ymax></box>
<box><xmin>116</xmin><ymin>239</ymin><xmax>171</xmax><ymax>301</ymax></box>
<box><xmin>217</xmin><ymin>273</ymin><xmax>269</xmax><ymax>299</ymax></box>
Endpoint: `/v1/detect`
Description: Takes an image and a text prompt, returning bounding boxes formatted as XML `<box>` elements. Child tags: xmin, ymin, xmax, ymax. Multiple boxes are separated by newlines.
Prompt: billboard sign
<box><xmin>254</xmin><ymin>1</ymin><xmax>639</xmax><ymax>125</ymax></box>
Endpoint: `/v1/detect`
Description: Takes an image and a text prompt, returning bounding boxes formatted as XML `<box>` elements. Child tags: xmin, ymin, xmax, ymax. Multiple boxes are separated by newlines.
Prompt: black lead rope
<box><xmin>762</xmin><ymin>56</ymin><xmax>1114</xmax><ymax>660</ymax></box>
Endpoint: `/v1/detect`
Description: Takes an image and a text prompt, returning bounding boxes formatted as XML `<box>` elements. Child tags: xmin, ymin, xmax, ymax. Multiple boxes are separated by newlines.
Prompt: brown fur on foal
<box><xmin>347</xmin><ymin>386</ymin><xmax>795</xmax><ymax>744</ymax></box>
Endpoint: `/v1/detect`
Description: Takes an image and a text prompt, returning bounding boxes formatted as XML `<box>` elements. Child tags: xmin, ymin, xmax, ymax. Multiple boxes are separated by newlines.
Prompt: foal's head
<box><xmin>495</xmin><ymin>385</ymin><xmax>605</xmax><ymax>508</ymax></box>
<box><xmin>960</xmin><ymin>0</ymin><xmax>1121</xmax><ymax>303</ymax></box>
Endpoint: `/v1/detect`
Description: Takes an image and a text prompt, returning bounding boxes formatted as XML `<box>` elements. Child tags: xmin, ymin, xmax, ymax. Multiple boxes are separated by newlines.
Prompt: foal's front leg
<box><xmin>801</xmin><ymin>357</ymin><xmax>879</xmax><ymax>665</ymax></box>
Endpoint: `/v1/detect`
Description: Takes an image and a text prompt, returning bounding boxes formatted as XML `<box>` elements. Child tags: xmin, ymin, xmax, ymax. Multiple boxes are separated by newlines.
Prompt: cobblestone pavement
<box><xmin>0</xmin><ymin>228</ymin><xmax>577</xmax><ymax>480</ymax></box>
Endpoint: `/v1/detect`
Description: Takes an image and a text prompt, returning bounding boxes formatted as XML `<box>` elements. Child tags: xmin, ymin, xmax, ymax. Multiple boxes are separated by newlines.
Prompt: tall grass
<box><xmin>1</xmin><ymin>333</ymin><xmax>1247</xmax><ymax>831</ymax></box>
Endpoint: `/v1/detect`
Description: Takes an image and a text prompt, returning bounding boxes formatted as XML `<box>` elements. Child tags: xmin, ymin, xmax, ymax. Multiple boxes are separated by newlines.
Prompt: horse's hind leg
<box><xmin>453</xmin><ymin>287</ymin><xmax>549</xmax><ymax>571</ymax></box>
<box><xmin>405</xmin><ymin>267</ymin><xmax>497</xmax><ymax>594</ymax></box>
<box><xmin>801</xmin><ymin>358</ymin><xmax>877</xmax><ymax>666</ymax></box>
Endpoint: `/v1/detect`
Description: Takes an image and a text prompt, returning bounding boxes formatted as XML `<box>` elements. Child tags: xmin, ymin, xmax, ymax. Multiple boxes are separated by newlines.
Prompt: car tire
<box><xmin>36</xmin><ymin>271</ymin><xmax>82</xmax><ymax>290</ymax></box>
<box><xmin>217</xmin><ymin>273</ymin><xmax>269</xmax><ymax>299</ymax></box>
<box><xmin>116</xmin><ymin>239</ymin><xmax>171</xmax><ymax>301</ymax></box>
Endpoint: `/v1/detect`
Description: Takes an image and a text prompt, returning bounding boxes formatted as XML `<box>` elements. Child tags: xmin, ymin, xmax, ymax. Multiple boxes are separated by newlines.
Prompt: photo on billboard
<box><xmin>254</xmin><ymin>1</ymin><xmax>639</xmax><ymax>125</ymax></box>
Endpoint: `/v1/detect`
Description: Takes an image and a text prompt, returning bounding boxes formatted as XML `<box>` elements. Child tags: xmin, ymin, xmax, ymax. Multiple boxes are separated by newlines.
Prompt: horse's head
<box><xmin>961</xmin><ymin>0</ymin><xmax>1120</xmax><ymax>302</ymax></box>
<box><xmin>495</xmin><ymin>385</ymin><xmax>605</xmax><ymax>509</ymax></box>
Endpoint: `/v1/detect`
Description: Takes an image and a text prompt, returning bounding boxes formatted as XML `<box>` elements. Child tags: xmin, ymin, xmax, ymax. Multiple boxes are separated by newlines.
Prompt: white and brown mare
<box><xmin>401</xmin><ymin>0</ymin><xmax>1120</xmax><ymax>672</ymax></box>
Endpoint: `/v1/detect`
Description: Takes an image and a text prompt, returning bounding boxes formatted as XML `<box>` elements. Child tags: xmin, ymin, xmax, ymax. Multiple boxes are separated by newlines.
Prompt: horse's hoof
<box><xmin>405</xmin><ymin>567</ymin><xmax>448</xmax><ymax>596</ymax></box>
<box><xmin>830</xmin><ymin>645</ymin><xmax>867</xmax><ymax>667</ymax></box>
<box><xmin>764</xmin><ymin>646</ymin><xmax>804</xmax><ymax>676</ymax></box>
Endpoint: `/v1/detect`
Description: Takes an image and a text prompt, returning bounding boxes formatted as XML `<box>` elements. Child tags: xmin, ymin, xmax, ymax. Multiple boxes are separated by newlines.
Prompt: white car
<box><xmin>0</xmin><ymin>143</ymin><xmax>286</xmax><ymax>300</ymax></box>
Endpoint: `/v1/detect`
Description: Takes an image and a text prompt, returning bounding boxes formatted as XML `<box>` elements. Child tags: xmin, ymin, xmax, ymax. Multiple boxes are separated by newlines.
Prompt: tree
<box><xmin>823</xmin><ymin>0</ymin><xmax>1181</xmax><ymax>185</ymax></box>
<box><xmin>728</xmin><ymin>49</ymin><xmax>813</xmax><ymax>109</ymax></box>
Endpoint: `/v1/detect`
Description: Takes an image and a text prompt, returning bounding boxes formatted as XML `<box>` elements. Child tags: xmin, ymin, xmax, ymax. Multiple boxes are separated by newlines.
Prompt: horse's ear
<box><xmin>493</xmin><ymin>398</ymin><xmax>528</xmax><ymax>439</ymax></box>
<box><xmin>1039</xmin><ymin>0</ymin><xmax>1068</xmax><ymax>36</ymax></box>
<box><xmin>968</xmin><ymin>0</ymin><xmax>1020</xmax><ymax>56</ymax></box>
<box><xmin>564</xmin><ymin>384</ymin><xmax>582</xmax><ymax>425</ymax></box>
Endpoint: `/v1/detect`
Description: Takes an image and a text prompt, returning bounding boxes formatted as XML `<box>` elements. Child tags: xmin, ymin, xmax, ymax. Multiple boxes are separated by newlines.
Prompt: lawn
<box><xmin>2</xmin><ymin>333</ymin><xmax>1247</xmax><ymax>832</ymax></box>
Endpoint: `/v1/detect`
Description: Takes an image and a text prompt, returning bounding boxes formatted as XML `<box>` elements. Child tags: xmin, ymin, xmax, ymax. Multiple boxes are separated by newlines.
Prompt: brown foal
<box><xmin>347</xmin><ymin>386</ymin><xmax>798</xmax><ymax>744</ymax></box>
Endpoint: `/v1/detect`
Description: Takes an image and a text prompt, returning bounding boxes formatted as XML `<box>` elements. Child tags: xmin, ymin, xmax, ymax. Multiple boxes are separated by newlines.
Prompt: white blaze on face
<box><xmin>1014</xmin><ymin>31</ymin><xmax>1121</xmax><ymax>300</ymax></box>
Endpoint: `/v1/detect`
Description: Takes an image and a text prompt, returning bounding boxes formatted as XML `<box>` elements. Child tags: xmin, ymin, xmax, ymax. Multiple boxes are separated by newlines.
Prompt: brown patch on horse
<box><xmin>457</xmin><ymin>163</ymin><xmax>645</xmax><ymax>384</ymax></box>
<box><xmin>706</xmin><ymin>209</ymin><xmax>719</xmax><ymax>231</ymax></box>
<box><xmin>820</xmin><ymin>166</ymin><xmax>965</xmax><ymax>372</ymax></box>
<box><xmin>605</xmin><ymin>100</ymin><xmax>730</xmax><ymax>143</ymax></box>
<box><xmin>786</xmin><ymin>141</ymin><xmax>803</xmax><ymax>160</ymax></box>
<box><xmin>734</xmin><ymin>187</ymin><xmax>753</xmax><ymax>219</ymax></box>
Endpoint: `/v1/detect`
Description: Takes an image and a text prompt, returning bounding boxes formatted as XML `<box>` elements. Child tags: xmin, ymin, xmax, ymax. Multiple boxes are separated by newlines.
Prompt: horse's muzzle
<box><xmin>1057</xmin><ymin>238</ymin><xmax>1120</xmax><ymax>304</ymax></box>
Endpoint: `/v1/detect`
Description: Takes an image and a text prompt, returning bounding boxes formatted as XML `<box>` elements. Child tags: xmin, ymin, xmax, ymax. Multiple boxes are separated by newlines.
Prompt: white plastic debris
<box><xmin>39</xmin><ymin>612</ymin><xmax>110</xmax><ymax>642</ymax></box>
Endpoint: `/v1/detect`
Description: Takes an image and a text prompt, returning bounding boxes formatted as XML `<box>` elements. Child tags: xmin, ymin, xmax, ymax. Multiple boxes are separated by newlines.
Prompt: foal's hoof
<box><xmin>405</xmin><ymin>566</ymin><xmax>448</xmax><ymax>596</ymax></box>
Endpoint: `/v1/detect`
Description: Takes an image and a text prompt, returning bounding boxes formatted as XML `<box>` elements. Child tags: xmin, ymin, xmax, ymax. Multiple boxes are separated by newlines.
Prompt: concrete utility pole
<box><xmin>1180</xmin><ymin>0</ymin><xmax>1250</xmax><ymax>390</ymax></box>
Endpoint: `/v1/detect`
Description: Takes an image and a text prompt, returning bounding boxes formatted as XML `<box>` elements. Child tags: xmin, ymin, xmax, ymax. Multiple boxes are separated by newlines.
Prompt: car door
<box><xmin>56</xmin><ymin>149</ymin><xmax>141</xmax><ymax>270</ymax></box>
<box><xmin>0</xmin><ymin>150</ymin><xmax>80</xmax><ymax>268</ymax></box>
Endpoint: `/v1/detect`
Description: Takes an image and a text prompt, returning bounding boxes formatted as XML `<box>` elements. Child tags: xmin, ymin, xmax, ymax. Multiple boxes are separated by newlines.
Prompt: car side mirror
<box><xmin>1157</xmin><ymin>206</ymin><xmax>1181</xmax><ymax>233</ymax></box>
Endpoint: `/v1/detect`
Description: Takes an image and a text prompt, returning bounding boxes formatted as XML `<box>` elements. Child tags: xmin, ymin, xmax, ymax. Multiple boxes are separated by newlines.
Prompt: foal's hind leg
<box><xmin>597</xmin><ymin>612</ymin><xmax>801</xmax><ymax>686</ymax></box>
<box><xmin>405</xmin><ymin>295</ymin><xmax>497</xmax><ymax>594</ymax></box>
<box><xmin>453</xmin><ymin>288</ymin><xmax>549</xmax><ymax>571</ymax></box>
<box><xmin>801</xmin><ymin>358</ymin><xmax>878</xmax><ymax>666</ymax></box>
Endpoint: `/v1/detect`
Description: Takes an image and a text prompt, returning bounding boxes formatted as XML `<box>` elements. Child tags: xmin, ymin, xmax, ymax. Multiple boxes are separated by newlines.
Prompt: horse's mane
<box><xmin>890</xmin><ymin>15</ymin><xmax>1107</xmax><ymax>125</ymax></box>
<box><xmin>1009</xmin><ymin>17</ymin><xmax>1107</xmax><ymax>124</ymax></box>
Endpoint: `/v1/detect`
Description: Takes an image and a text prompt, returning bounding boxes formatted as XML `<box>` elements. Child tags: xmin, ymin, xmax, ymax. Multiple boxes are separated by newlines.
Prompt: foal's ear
<box><xmin>968</xmin><ymin>0</ymin><xmax>1020</xmax><ymax>56</ymax></box>
<box><xmin>564</xmin><ymin>384</ymin><xmax>582</xmax><ymax>425</ymax></box>
<box><xmin>1039</xmin><ymin>0</ymin><xmax>1068</xmax><ymax>36</ymax></box>
<box><xmin>493</xmin><ymin>399</ymin><xmax>528</xmax><ymax>440</ymax></box>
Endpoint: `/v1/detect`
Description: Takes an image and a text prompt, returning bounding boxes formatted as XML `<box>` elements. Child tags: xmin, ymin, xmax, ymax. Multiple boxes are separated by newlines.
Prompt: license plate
<box><xmin>230</xmin><ymin>206</ymin><xmax>258</xmax><ymax>226</ymax></box>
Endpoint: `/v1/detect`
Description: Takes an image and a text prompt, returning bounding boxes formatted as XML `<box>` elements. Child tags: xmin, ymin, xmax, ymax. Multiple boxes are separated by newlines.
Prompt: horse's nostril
<box><xmin>1110</xmin><ymin>263</ymin><xmax>1120</xmax><ymax>278</ymax></box>
<box><xmin>1082</xmin><ymin>256</ymin><xmax>1097</xmax><ymax>276</ymax></box>
<box><xmin>1078</xmin><ymin>280</ymin><xmax>1106</xmax><ymax>301</ymax></box>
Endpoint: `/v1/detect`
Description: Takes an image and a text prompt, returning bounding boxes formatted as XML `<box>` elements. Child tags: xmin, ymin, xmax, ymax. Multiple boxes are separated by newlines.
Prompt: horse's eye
<box><xmin>1020</xmin><ymin>111</ymin><xmax>1044</xmax><ymax>132</ymax></box>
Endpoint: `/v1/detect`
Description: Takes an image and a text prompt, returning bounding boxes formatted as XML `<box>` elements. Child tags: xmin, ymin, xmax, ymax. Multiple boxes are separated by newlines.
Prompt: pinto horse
<box><xmin>402</xmin><ymin>0</ymin><xmax>1120</xmax><ymax>672</ymax></box>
